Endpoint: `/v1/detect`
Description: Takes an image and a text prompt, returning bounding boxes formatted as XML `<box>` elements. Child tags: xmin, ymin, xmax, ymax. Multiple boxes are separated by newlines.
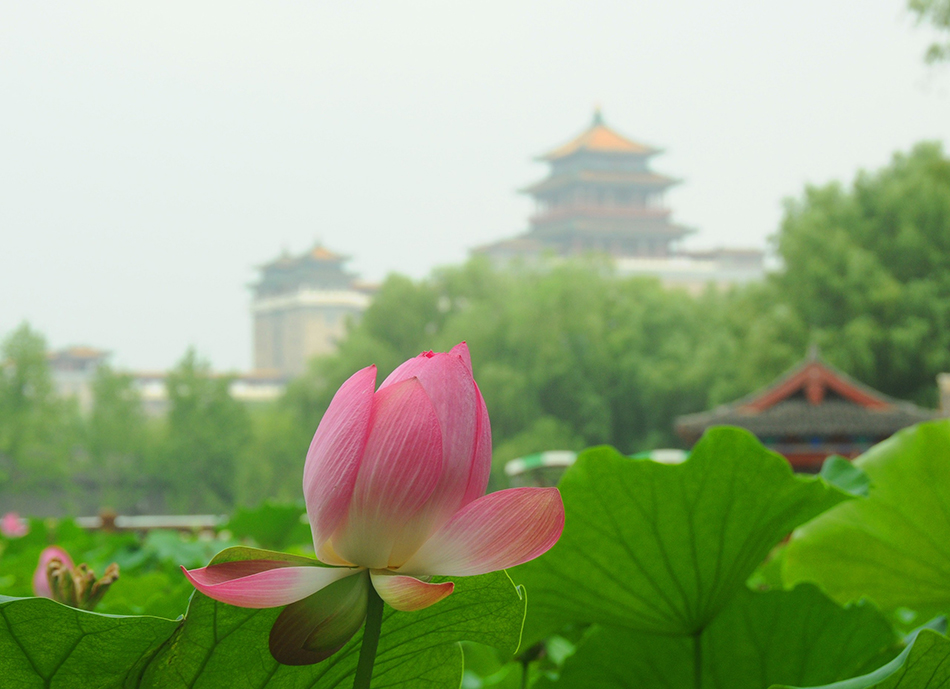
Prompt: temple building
<box><xmin>251</xmin><ymin>244</ymin><xmax>372</xmax><ymax>378</ymax></box>
<box><xmin>475</xmin><ymin>110</ymin><xmax>764</xmax><ymax>290</ymax></box>
<box><xmin>675</xmin><ymin>352</ymin><xmax>939</xmax><ymax>471</ymax></box>
<box><xmin>48</xmin><ymin>346</ymin><xmax>110</xmax><ymax>414</ymax></box>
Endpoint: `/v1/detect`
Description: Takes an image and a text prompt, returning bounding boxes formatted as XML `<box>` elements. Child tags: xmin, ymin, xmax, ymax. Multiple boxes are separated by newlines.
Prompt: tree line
<box><xmin>2</xmin><ymin>141</ymin><xmax>948</xmax><ymax>514</ymax></box>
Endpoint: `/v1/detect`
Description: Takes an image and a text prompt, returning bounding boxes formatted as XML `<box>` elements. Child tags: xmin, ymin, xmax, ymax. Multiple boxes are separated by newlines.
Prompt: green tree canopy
<box><xmin>160</xmin><ymin>349</ymin><xmax>250</xmax><ymax>512</ymax></box>
<box><xmin>910</xmin><ymin>0</ymin><xmax>950</xmax><ymax>62</ymax></box>
<box><xmin>774</xmin><ymin>142</ymin><xmax>950</xmax><ymax>404</ymax></box>
<box><xmin>0</xmin><ymin>323</ymin><xmax>78</xmax><ymax>488</ymax></box>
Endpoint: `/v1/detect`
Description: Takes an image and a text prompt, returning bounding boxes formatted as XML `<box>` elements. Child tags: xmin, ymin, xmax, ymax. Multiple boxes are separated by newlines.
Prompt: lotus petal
<box><xmin>182</xmin><ymin>560</ymin><xmax>360</xmax><ymax>608</ymax></box>
<box><xmin>304</xmin><ymin>365</ymin><xmax>377</xmax><ymax>555</ymax></box>
<box><xmin>370</xmin><ymin>570</ymin><xmax>454</xmax><ymax>611</ymax></box>
<box><xmin>400</xmin><ymin>487</ymin><xmax>564</xmax><ymax>577</ymax></box>
<box><xmin>332</xmin><ymin>377</ymin><xmax>443</xmax><ymax>569</ymax></box>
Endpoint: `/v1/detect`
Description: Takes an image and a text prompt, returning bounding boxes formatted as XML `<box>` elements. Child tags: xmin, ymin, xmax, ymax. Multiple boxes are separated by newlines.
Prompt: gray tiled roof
<box><xmin>676</xmin><ymin>396</ymin><xmax>938</xmax><ymax>439</ymax></box>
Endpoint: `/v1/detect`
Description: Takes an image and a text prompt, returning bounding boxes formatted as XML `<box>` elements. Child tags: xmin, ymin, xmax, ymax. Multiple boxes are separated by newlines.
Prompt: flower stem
<box><xmin>353</xmin><ymin>582</ymin><xmax>384</xmax><ymax>689</ymax></box>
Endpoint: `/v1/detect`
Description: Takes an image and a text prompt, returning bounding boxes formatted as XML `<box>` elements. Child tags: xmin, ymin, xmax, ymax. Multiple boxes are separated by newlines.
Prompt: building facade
<box><xmin>251</xmin><ymin>244</ymin><xmax>372</xmax><ymax>378</ymax></box>
<box><xmin>48</xmin><ymin>346</ymin><xmax>110</xmax><ymax>414</ymax></box>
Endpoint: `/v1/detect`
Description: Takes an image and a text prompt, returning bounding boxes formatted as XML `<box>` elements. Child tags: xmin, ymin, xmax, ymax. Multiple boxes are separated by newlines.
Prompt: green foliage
<box><xmin>160</xmin><ymin>349</ymin><xmax>251</xmax><ymax>512</ymax></box>
<box><xmin>224</xmin><ymin>501</ymin><xmax>310</xmax><ymax>551</ymax></box>
<box><xmin>0</xmin><ymin>517</ymin><xmax>231</xmax><ymax>619</ymax></box>
<box><xmin>83</xmin><ymin>365</ymin><xmax>155</xmax><ymax>509</ymax></box>
<box><xmin>0</xmin><ymin>426</ymin><xmax>947</xmax><ymax>688</ymax></box>
<box><xmin>0</xmin><ymin>564</ymin><xmax>524</xmax><ymax>688</ymax></box>
<box><xmin>0</xmin><ymin>596</ymin><xmax>180</xmax><ymax>688</ymax></box>
<box><xmin>819</xmin><ymin>455</ymin><xmax>871</xmax><ymax>497</ymax></box>
<box><xmin>141</xmin><ymin>549</ymin><xmax>525</xmax><ymax>688</ymax></box>
<box><xmin>772</xmin><ymin>629</ymin><xmax>950</xmax><ymax>689</ymax></box>
<box><xmin>541</xmin><ymin>587</ymin><xmax>896</xmax><ymax>689</ymax></box>
<box><xmin>0</xmin><ymin>323</ymin><xmax>80</xmax><ymax>489</ymax></box>
<box><xmin>910</xmin><ymin>0</ymin><xmax>950</xmax><ymax>62</ymax></box>
<box><xmin>785</xmin><ymin>420</ymin><xmax>950</xmax><ymax>623</ymax></box>
<box><xmin>511</xmin><ymin>427</ymin><xmax>850</xmax><ymax>642</ymax></box>
<box><xmin>773</xmin><ymin>143</ymin><xmax>950</xmax><ymax>405</ymax></box>
<box><xmin>282</xmin><ymin>261</ymin><xmax>740</xmax><ymax>472</ymax></box>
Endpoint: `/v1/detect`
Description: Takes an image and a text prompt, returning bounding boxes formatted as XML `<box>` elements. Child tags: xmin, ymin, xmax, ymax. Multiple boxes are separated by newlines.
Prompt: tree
<box><xmin>160</xmin><ymin>349</ymin><xmax>250</xmax><ymax>512</ymax></box>
<box><xmin>773</xmin><ymin>142</ymin><xmax>950</xmax><ymax>404</ymax></box>
<box><xmin>282</xmin><ymin>260</ymin><xmax>739</xmax><ymax>483</ymax></box>
<box><xmin>910</xmin><ymin>0</ymin><xmax>950</xmax><ymax>62</ymax></box>
<box><xmin>84</xmin><ymin>365</ymin><xmax>153</xmax><ymax>509</ymax></box>
<box><xmin>0</xmin><ymin>324</ymin><xmax>78</xmax><ymax>489</ymax></box>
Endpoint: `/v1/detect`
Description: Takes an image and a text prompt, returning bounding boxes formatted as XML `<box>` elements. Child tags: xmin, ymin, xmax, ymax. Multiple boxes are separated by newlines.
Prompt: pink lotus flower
<box><xmin>183</xmin><ymin>343</ymin><xmax>564</xmax><ymax>665</ymax></box>
<box><xmin>1</xmin><ymin>512</ymin><xmax>28</xmax><ymax>538</ymax></box>
<box><xmin>33</xmin><ymin>546</ymin><xmax>74</xmax><ymax>598</ymax></box>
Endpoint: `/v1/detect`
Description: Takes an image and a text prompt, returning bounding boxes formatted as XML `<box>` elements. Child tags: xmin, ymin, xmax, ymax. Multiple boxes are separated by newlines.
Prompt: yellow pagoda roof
<box><xmin>309</xmin><ymin>244</ymin><xmax>345</xmax><ymax>262</ymax></box>
<box><xmin>539</xmin><ymin>110</ymin><xmax>658</xmax><ymax>160</ymax></box>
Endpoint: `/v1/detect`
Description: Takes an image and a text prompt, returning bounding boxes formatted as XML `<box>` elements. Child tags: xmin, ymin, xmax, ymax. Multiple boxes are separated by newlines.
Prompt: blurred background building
<box><xmin>250</xmin><ymin>243</ymin><xmax>373</xmax><ymax>378</ymax></box>
<box><xmin>474</xmin><ymin>110</ymin><xmax>765</xmax><ymax>291</ymax></box>
<box><xmin>675</xmin><ymin>350</ymin><xmax>940</xmax><ymax>471</ymax></box>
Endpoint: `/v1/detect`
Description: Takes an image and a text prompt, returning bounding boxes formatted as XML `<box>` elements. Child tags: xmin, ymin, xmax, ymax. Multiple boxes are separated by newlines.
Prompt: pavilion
<box><xmin>675</xmin><ymin>351</ymin><xmax>939</xmax><ymax>471</ymax></box>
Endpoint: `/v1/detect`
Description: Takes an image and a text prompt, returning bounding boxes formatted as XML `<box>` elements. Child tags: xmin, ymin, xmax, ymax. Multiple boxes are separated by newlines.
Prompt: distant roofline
<box><xmin>256</xmin><ymin>242</ymin><xmax>350</xmax><ymax>270</ymax></box>
<box><xmin>537</xmin><ymin>109</ymin><xmax>661</xmax><ymax>161</ymax></box>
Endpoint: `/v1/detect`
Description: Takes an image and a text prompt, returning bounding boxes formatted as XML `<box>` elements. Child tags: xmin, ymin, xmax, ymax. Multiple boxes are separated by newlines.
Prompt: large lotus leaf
<box><xmin>784</xmin><ymin>421</ymin><xmax>950</xmax><ymax>618</ymax></box>
<box><xmin>0</xmin><ymin>546</ymin><xmax>525</xmax><ymax>688</ymax></box>
<box><xmin>139</xmin><ymin>546</ymin><xmax>526</xmax><ymax>688</ymax></box>
<box><xmin>511</xmin><ymin>427</ymin><xmax>850</xmax><ymax>639</ymax></box>
<box><xmin>538</xmin><ymin>585</ymin><xmax>896</xmax><ymax>689</ymax></box>
<box><xmin>0</xmin><ymin>595</ymin><xmax>179</xmax><ymax>688</ymax></box>
<box><xmin>771</xmin><ymin>629</ymin><xmax>950</xmax><ymax>689</ymax></box>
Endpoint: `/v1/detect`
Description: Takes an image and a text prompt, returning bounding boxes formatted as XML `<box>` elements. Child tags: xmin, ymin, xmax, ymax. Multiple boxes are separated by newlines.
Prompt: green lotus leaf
<box><xmin>512</xmin><ymin>427</ymin><xmax>850</xmax><ymax>640</ymax></box>
<box><xmin>785</xmin><ymin>420</ymin><xmax>950</xmax><ymax>619</ymax></box>
<box><xmin>0</xmin><ymin>546</ymin><xmax>525</xmax><ymax>688</ymax></box>
<box><xmin>538</xmin><ymin>585</ymin><xmax>897</xmax><ymax>689</ymax></box>
<box><xmin>771</xmin><ymin>629</ymin><xmax>950</xmax><ymax>689</ymax></box>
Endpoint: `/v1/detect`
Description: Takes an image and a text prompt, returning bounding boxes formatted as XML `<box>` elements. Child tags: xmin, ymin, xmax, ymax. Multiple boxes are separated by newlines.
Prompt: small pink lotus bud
<box><xmin>1</xmin><ymin>512</ymin><xmax>28</xmax><ymax>538</ymax></box>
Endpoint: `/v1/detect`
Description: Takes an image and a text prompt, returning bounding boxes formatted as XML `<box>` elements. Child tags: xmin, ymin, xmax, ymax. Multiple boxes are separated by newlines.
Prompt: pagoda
<box><xmin>675</xmin><ymin>351</ymin><xmax>939</xmax><ymax>471</ymax></box>
<box><xmin>250</xmin><ymin>244</ymin><xmax>371</xmax><ymax>378</ymax></box>
<box><xmin>477</xmin><ymin>109</ymin><xmax>692</xmax><ymax>260</ymax></box>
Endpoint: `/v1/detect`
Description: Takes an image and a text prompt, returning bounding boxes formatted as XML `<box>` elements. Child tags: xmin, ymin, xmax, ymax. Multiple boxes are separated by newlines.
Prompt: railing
<box><xmin>73</xmin><ymin>513</ymin><xmax>227</xmax><ymax>532</ymax></box>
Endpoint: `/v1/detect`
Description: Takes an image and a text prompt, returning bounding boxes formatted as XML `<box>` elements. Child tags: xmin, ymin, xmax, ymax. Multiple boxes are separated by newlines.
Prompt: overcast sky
<box><xmin>1</xmin><ymin>1</ymin><xmax>947</xmax><ymax>372</ymax></box>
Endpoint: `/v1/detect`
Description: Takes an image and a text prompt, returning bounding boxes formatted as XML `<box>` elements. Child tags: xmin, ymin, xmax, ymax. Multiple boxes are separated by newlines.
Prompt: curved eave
<box><xmin>535</xmin><ymin>146</ymin><xmax>663</xmax><ymax>162</ymax></box>
<box><xmin>520</xmin><ymin>174</ymin><xmax>681</xmax><ymax>195</ymax></box>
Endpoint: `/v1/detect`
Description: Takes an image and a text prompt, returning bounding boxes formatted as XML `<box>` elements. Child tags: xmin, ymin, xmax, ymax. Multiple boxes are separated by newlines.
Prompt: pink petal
<box><xmin>303</xmin><ymin>365</ymin><xmax>377</xmax><ymax>555</ymax></box>
<box><xmin>399</xmin><ymin>487</ymin><xmax>565</xmax><ymax>577</ymax></box>
<box><xmin>331</xmin><ymin>377</ymin><xmax>444</xmax><ymax>569</ymax></box>
<box><xmin>1</xmin><ymin>512</ymin><xmax>27</xmax><ymax>538</ymax></box>
<box><xmin>370</xmin><ymin>571</ymin><xmax>454</xmax><ymax>612</ymax></box>
<box><xmin>379</xmin><ymin>348</ymin><xmax>482</xmax><ymax>564</ymax></box>
<box><xmin>449</xmin><ymin>342</ymin><xmax>473</xmax><ymax>374</ymax></box>
<box><xmin>33</xmin><ymin>546</ymin><xmax>74</xmax><ymax>598</ymax></box>
<box><xmin>461</xmin><ymin>383</ymin><xmax>492</xmax><ymax>505</ymax></box>
<box><xmin>181</xmin><ymin>560</ymin><xmax>360</xmax><ymax>608</ymax></box>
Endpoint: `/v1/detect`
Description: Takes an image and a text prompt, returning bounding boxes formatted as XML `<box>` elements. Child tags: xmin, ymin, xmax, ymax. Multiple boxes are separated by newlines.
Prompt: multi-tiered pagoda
<box><xmin>477</xmin><ymin>109</ymin><xmax>692</xmax><ymax>261</ymax></box>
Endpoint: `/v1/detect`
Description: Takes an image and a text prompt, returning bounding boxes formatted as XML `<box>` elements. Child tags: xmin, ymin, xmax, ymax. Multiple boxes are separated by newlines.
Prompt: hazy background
<box><xmin>1</xmin><ymin>0</ymin><xmax>947</xmax><ymax>371</ymax></box>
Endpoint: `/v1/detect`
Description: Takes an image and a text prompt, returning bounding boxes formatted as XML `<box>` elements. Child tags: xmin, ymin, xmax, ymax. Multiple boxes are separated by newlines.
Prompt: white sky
<box><xmin>1</xmin><ymin>1</ymin><xmax>948</xmax><ymax>372</ymax></box>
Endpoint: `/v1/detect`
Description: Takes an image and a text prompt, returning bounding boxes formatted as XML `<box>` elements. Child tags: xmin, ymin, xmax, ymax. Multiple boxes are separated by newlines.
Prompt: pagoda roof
<box><xmin>308</xmin><ymin>244</ymin><xmax>347</xmax><ymax>262</ymax></box>
<box><xmin>675</xmin><ymin>353</ymin><xmax>939</xmax><ymax>441</ymax></box>
<box><xmin>257</xmin><ymin>243</ymin><xmax>348</xmax><ymax>270</ymax></box>
<box><xmin>522</xmin><ymin>170</ymin><xmax>679</xmax><ymax>195</ymax></box>
<box><xmin>539</xmin><ymin>110</ymin><xmax>659</xmax><ymax>161</ymax></box>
